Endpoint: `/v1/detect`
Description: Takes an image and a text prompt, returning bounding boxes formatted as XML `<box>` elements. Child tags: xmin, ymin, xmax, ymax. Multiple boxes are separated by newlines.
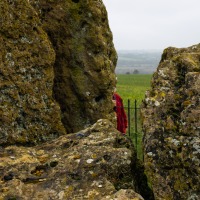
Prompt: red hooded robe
<box><xmin>113</xmin><ymin>93</ymin><xmax>128</xmax><ymax>134</ymax></box>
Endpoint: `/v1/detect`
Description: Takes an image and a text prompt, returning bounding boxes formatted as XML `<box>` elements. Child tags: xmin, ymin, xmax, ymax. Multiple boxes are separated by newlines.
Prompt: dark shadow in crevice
<box><xmin>71</xmin><ymin>0</ymin><xmax>79</xmax><ymax>3</ymax></box>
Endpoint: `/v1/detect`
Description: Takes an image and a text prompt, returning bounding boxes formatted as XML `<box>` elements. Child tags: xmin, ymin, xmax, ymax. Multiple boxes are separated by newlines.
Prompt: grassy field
<box><xmin>116</xmin><ymin>74</ymin><xmax>153</xmax><ymax>106</ymax></box>
<box><xmin>116</xmin><ymin>74</ymin><xmax>153</xmax><ymax>160</ymax></box>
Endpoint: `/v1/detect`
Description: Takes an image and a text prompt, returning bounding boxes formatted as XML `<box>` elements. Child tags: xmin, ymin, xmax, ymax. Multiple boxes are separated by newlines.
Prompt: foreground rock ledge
<box><xmin>0</xmin><ymin>119</ymin><xmax>144</xmax><ymax>200</ymax></box>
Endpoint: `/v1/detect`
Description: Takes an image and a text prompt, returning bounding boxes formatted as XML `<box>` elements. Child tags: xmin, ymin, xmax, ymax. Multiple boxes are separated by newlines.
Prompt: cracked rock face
<box><xmin>141</xmin><ymin>44</ymin><xmax>200</xmax><ymax>200</ymax></box>
<box><xmin>0</xmin><ymin>0</ymin><xmax>117</xmax><ymax>145</ymax></box>
<box><xmin>0</xmin><ymin>119</ymin><xmax>143</xmax><ymax>200</ymax></box>
<box><xmin>0</xmin><ymin>0</ymin><xmax>66</xmax><ymax>146</ymax></box>
<box><xmin>30</xmin><ymin>0</ymin><xmax>117</xmax><ymax>133</ymax></box>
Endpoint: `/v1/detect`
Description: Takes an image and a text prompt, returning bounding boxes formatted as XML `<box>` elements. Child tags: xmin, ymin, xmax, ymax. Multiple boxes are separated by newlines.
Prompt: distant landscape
<box><xmin>116</xmin><ymin>49</ymin><xmax>163</xmax><ymax>74</ymax></box>
<box><xmin>116</xmin><ymin>74</ymin><xmax>152</xmax><ymax>159</ymax></box>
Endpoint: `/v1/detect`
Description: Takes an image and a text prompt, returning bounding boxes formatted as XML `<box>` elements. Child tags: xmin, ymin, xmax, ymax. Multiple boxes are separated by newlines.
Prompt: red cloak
<box><xmin>113</xmin><ymin>93</ymin><xmax>128</xmax><ymax>134</ymax></box>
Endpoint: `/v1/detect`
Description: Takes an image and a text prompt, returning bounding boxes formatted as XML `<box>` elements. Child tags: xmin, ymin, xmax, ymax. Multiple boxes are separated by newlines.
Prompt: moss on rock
<box><xmin>30</xmin><ymin>0</ymin><xmax>117</xmax><ymax>133</ymax></box>
<box><xmin>0</xmin><ymin>0</ymin><xmax>66</xmax><ymax>145</ymax></box>
<box><xmin>141</xmin><ymin>44</ymin><xmax>200</xmax><ymax>199</ymax></box>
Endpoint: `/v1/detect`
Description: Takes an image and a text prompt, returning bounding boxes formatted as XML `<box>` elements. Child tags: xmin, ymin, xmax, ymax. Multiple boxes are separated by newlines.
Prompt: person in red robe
<box><xmin>113</xmin><ymin>92</ymin><xmax>128</xmax><ymax>134</ymax></box>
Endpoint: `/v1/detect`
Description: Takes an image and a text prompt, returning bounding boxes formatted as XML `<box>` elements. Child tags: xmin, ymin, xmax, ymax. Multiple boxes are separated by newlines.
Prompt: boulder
<box><xmin>30</xmin><ymin>0</ymin><xmax>117</xmax><ymax>132</ymax></box>
<box><xmin>0</xmin><ymin>119</ymin><xmax>144</xmax><ymax>200</ymax></box>
<box><xmin>0</xmin><ymin>0</ymin><xmax>65</xmax><ymax>146</ymax></box>
<box><xmin>141</xmin><ymin>44</ymin><xmax>200</xmax><ymax>199</ymax></box>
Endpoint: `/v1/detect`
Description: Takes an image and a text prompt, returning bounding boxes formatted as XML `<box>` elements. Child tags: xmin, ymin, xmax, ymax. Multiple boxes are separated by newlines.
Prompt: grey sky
<box><xmin>102</xmin><ymin>0</ymin><xmax>200</xmax><ymax>50</ymax></box>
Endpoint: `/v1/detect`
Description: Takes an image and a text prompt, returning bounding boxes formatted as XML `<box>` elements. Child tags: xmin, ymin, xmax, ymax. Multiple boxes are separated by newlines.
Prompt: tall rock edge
<box><xmin>141</xmin><ymin>44</ymin><xmax>200</xmax><ymax>200</ymax></box>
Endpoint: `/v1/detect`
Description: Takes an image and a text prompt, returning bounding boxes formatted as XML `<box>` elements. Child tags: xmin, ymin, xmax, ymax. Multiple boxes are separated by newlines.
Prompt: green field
<box><xmin>116</xmin><ymin>74</ymin><xmax>153</xmax><ymax>106</ymax></box>
<box><xmin>116</xmin><ymin>74</ymin><xmax>153</xmax><ymax>160</ymax></box>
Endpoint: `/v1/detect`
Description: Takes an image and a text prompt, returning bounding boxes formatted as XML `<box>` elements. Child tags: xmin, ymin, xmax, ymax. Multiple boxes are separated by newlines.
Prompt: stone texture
<box><xmin>101</xmin><ymin>189</ymin><xmax>144</xmax><ymax>200</ymax></box>
<box><xmin>141</xmin><ymin>44</ymin><xmax>200</xmax><ymax>200</ymax></box>
<box><xmin>0</xmin><ymin>0</ymin><xmax>65</xmax><ymax>146</ymax></box>
<box><xmin>0</xmin><ymin>1</ymin><xmax>154</xmax><ymax>199</ymax></box>
<box><xmin>0</xmin><ymin>119</ymin><xmax>144</xmax><ymax>200</ymax></box>
<box><xmin>30</xmin><ymin>0</ymin><xmax>117</xmax><ymax>133</ymax></box>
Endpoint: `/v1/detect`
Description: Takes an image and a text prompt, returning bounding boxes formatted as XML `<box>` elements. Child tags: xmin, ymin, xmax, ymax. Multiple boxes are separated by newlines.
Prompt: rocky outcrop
<box><xmin>30</xmin><ymin>0</ymin><xmax>117</xmax><ymax>133</ymax></box>
<box><xmin>0</xmin><ymin>1</ymin><xmax>153</xmax><ymax>199</ymax></box>
<box><xmin>141</xmin><ymin>44</ymin><xmax>200</xmax><ymax>199</ymax></box>
<box><xmin>0</xmin><ymin>0</ymin><xmax>65</xmax><ymax>146</ymax></box>
<box><xmin>0</xmin><ymin>0</ymin><xmax>117</xmax><ymax>145</ymax></box>
<box><xmin>0</xmin><ymin>119</ymin><xmax>144</xmax><ymax>200</ymax></box>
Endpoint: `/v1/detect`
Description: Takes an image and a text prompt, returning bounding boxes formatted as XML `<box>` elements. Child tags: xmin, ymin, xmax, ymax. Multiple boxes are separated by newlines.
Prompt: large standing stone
<box><xmin>0</xmin><ymin>0</ymin><xmax>66</xmax><ymax>145</ymax></box>
<box><xmin>141</xmin><ymin>44</ymin><xmax>200</xmax><ymax>199</ymax></box>
<box><xmin>30</xmin><ymin>0</ymin><xmax>117</xmax><ymax>133</ymax></box>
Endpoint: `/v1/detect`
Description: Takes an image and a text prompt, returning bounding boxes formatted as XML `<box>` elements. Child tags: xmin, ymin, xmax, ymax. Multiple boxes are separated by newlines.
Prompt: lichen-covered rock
<box><xmin>101</xmin><ymin>189</ymin><xmax>144</xmax><ymax>200</ymax></box>
<box><xmin>0</xmin><ymin>0</ymin><xmax>66</xmax><ymax>145</ymax></box>
<box><xmin>141</xmin><ymin>44</ymin><xmax>200</xmax><ymax>200</ymax></box>
<box><xmin>0</xmin><ymin>1</ymin><xmax>152</xmax><ymax>199</ymax></box>
<box><xmin>0</xmin><ymin>119</ymin><xmax>144</xmax><ymax>200</ymax></box>
<box><xmin>30</xmin><ymin>0</ymin><xmax>117</xmax><ymax>133</ymax></box>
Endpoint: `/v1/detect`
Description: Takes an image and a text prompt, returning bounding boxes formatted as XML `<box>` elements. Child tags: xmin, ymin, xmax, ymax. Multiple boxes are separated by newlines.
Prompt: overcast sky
<box><xmin>102</xmin><ymin>0</ymin><xmax>200</xmax><ymax>51</ymax></box>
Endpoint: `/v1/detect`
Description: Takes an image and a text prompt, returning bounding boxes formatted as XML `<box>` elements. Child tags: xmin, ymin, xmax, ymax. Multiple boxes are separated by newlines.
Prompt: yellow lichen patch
<box><xmin>86</xmin><ymin>189</ymin><xmax>99</xmax><ymax>200</ymax></box>
<box><xmin>63</xmin><ymin>186</ymin><xmax>74</xmax><ymax>199</ymax></box>
<box><xmin>92</xmin><ymin>154</ymin><xmax>97</xmax><ymax>159</ymax></box>
<box><xmin>36</xmin><ymin>150</ymin><xmax>45</xmax><ymax>155</ymax></box>
<box><xmin>73</xmin><ymin>154</ymin><xmax>81</xmax><ymax>159</ymax></box>
<box><xmin>37</xmin><ymin>154</ymin><xmax>50</xmax><ymax>164</ymax></box>
<box><xmin>0</xmin><ymin>157</ymin><xmax>13</xmax><ymax>167</ymax></box>
<box><xmin>165</xmin><ymin>116</ymin><xmax>176</xmax><ymax>131</ymax></box>
<box><xmin>182</xmin><ymin>100</ymin><xmax>191</xmax><ymax>107</ymax></box>
<box><xmin>174</xmin><ymin>179</ymin><xmax>189</xmax><ymax>191</ymax></box>
<box><xmin>91</xmin><ymin>173</ymin><xmax>98</xmax><ymax>178</ymax></box>
<box><xmin>1</xmin><ymin>187</ymin><xmax>9</xmax><ymax>193</ymax></box>
<box><xmin>32</xmin><ymin>169</ymin><xmax>45</xmax><ymax>177</ymax></box>
<box><xmin>12</xmin><ymin>154</ymin><xmax>37</xmax><ymax>165</ymax></box>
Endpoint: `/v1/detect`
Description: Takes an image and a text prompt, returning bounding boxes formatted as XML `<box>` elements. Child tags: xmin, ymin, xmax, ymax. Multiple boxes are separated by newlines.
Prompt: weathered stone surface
<box><xmin>0</xmin><ymin>1</ymin><xmax>153</xmax><ymax>199</ymax></box>
<box><xmin>0</xmin><ymin>0</ymin><xmax>66</xmax><ymax>145</ymax></box>
<box><xmin>141</xmin><ymin>44</ymin><xmax>200</xmax><ymax>199</ymax></box>
<box><xmin>30</xmin><ymin>0</ymin><xmax>117</xmax><ymax>133</ymax></box>
<box><xmin>0</xmin><ymin>119</ymin><xmax>144</xmax><ymax>200</ymax></box>
<box><xmin>101</xmin><ymin>189</ymin><xmax>144</xmax><ymax>200</ymax></box>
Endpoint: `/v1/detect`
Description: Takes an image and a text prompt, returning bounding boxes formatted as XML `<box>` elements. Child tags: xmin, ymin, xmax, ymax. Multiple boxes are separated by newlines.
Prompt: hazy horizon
<box><xmin>102</xmin><ymin>0</ymin><xmax>200</xmax><ymax>51</ymax></box>
<box><xmin>117</xmin><ymin>49</ymin><xmax>163</xmax><ymax>52</ymax></box>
